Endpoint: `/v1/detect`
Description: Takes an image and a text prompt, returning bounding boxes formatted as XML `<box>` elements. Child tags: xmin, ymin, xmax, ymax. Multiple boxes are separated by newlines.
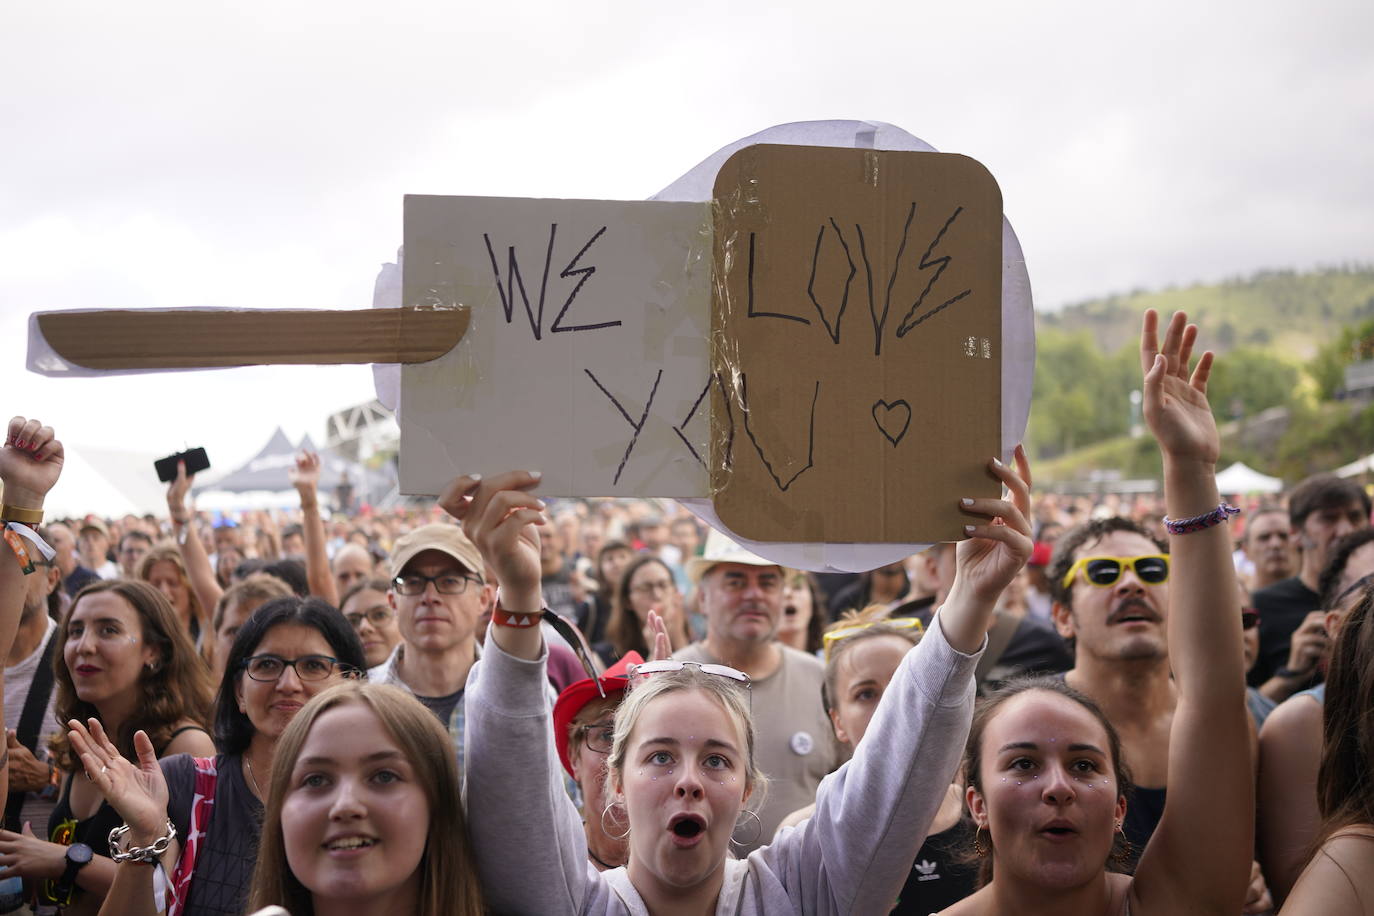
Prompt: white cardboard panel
<box><xmin>399</xmin><ymin>195</ymin><xmax>714</xmax><ymax>497</ymax></box>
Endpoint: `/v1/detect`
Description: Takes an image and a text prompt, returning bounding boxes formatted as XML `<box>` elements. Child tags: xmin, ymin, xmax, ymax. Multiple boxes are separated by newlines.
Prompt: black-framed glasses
<box><xmin>392</xmin><ymin>572</ymin><xmax>483</xmax><ymax>596</ymax></box>
<box><xmin>243</xmin><ymin>654</ymin><xmax>350</xmax><ymax>682</ymax></box>
<box><xmin>345</xmin><ymin>606</ymin><xmax>395</xmax><ymax>629</ymax></box>
<box><xmin>580</xmin><ymin>723</ymin><xmax>615</xmax><ymax>754</ymax></box>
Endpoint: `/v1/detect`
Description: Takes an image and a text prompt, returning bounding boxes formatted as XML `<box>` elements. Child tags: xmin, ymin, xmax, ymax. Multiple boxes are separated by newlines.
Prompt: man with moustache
<box><xmin>1047</xmin><ymin>517</ymin><xmax>1189</xmax><ymax>860</ymax></box>
<box><xmin>672</xmin><ymin>530</ymin><xmax>840</xmax><ymax>853</ymax></box>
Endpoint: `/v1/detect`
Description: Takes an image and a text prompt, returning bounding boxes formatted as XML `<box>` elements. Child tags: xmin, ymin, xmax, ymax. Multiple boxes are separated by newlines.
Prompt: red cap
<box><xmin>1029</xmin><ymin>541</ymin><xmax>1053</xmax><ymax>568</ymax></box>
<box><xmin>552</xmin><ymin>651</ymin><xmax>644</xmax><ymax>778</ymax></box>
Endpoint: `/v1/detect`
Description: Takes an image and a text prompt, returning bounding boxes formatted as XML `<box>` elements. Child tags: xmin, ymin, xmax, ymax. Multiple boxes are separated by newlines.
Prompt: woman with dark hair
<box><xmin>600</xmin><ymin>554</ymin><xmax>690</xmax><ymax>664</ymax></box>
<box><xmin>581</xmin><ymin>540</ymin><xmax>633</xmax><ymax>655</ymax></box>
<box><xmin>67</xmin><ymin>595</ymin><xmax>365</xmax><ymax>916</ymax></box>
<box><xmin>777</xmin><ymin>570</ymin><xmax>825</xmax><ymax>656</ymax></box>
<box><xmin>245</xmin><ymin>681</ymin><xmax>485</xmax><ymax>916</ymax></box>
<box><xmin>937</xmin><ymin>311</ymin><xmax>1254</xmax><ymax>914</ymax></box>
<box><xmin>1278</xmin><ymin>582</ymin><xmax>1374</xmax><ymax>911</ymax></box>
<box><xmin>0</xmin><ymin>579</ymin><xmax>215</xmax><ymax>914</ymax></box>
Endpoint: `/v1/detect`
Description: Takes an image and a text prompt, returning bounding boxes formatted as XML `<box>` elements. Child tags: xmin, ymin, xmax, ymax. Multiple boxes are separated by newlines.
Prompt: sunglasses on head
<box><xmin>1061</xmin><ymin>554</ymin><xmax>1170</xmax><ymax>590</ymax></box>
<box><xmin>821</xmin><ymin>617</ymin><xmax>924</xmax><ymax>662</ymax></box>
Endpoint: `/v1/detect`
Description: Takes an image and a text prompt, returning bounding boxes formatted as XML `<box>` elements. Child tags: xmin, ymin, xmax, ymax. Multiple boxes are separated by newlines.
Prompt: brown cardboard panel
<box><xmin>710</xmin><ymin>145</ymin><xmax>1002</xmax><ymax>544</ymax></box>
<box><xmin>35</xmin><ymin>306</ymin><xmax>468</xmax><ymax>369</ymax></box>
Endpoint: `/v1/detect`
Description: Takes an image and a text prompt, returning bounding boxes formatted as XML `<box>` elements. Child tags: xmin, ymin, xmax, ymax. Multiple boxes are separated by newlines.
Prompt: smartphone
<box><xmin>154</xmin><ymin>447</ymin><xmax>211</xmax><ymax>483</ymax></box>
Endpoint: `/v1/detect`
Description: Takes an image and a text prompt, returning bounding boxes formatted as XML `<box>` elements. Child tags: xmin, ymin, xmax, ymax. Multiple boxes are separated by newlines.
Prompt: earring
<box><xmin>973</xmin><ymin>825</ymin><xmax>989</xmax><ymax>857</ymax></box>
<box><xmin>600</xmin><ymin>803</ymin><xmax>631</xmax><ymax>841</ymax></box>
<box><xmin>1110</xmin><ymin>823</ymin><xmax>1134</xmax><ymax>868</ymax></box>
<box><xmin>729</xmin><ymin>808</ymin><xmax>763</xmax><ymax>849</ymax></box>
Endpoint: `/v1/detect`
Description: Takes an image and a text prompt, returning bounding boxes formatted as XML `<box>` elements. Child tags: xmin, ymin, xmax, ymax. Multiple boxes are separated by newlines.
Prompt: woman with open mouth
<box><xmin>244</xmin><ymin>681</ymin><xmax>484</xmax><ymax>916</ymax></box>
<box><xmin>451</xmin><ymin>441</ymin><xmax>1033</xmax><ymax>913</ymax></box>
<box><xmin>934</xmin><ymin>312</ymin><xmax>1255</xmax><ymax>915</ymax></box>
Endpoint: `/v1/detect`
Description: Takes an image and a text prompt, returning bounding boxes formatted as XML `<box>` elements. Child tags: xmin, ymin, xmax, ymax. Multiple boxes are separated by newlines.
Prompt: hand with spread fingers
<box><xmin>645</xmin><ymin>609</ymin><xmax>672</xmax><ymax>663</ymax></box>
<box><xmin>66</xmin><ymin>718</ymin><xmax>170</xmax><ymax>844</ymax></box>
<box><xmin>1140</xmin><ymin>309</ymin><xmax>1220</xmax><ymax>467</ymax></box>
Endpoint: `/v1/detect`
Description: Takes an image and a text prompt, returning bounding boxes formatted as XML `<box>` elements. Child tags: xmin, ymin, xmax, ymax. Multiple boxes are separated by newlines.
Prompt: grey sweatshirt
<box><xmin>464</xmin><ymin>612</ymin><xmax>982</xmax><ymax>915</ymax></box>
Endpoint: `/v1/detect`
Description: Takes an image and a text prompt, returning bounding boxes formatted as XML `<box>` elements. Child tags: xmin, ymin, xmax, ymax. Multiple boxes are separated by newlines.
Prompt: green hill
<box><xmin>1027</xmin><ymin>265</ymin><xmax>1374</xmax><ymax>474</ymax></box>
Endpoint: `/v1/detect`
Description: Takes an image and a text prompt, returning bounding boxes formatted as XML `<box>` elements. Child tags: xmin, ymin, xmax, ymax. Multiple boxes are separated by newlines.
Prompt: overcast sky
<box><xmin>2</xmin><ymin>0</ymin><xmax>1371</xmax><ymax>477</ymax></box>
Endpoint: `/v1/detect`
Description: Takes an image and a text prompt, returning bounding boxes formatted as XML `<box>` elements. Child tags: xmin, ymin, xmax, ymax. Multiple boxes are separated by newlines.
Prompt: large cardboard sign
<box><xmin>709</xmin><ymin>145</ymin><xmax>1002</xmax><ymax>543</ymax></box>
<box><xmin>398</xmin><ymin>145</ymin><xmax>1003</xmax><ymax>544</ymax></box>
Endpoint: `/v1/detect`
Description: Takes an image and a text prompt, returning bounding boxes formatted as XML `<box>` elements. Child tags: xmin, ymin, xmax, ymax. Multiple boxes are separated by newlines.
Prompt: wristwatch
<box><xmin>54</xmin><ymin>842</ymin><xmax>93</xmax><ymax>901</ymax></box>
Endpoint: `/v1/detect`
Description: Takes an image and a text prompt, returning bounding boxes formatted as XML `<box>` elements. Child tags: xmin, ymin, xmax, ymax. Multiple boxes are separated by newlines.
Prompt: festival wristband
<box><xmin>492</xmin><ymin>604</ymin><xmax>544</xmax><ymax>628</ymax></box>
<box><xmin>4</xmin><ymin>522</ymin><xmax>54</xmax><ymax>575</ymax></box>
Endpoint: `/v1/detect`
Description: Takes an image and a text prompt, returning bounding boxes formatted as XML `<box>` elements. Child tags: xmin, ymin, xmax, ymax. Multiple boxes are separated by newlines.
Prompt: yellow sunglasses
<box><xmin>1061</xmin><ymin>554</ymin><xmax>1170</xmax><ymax>590</ymax></box>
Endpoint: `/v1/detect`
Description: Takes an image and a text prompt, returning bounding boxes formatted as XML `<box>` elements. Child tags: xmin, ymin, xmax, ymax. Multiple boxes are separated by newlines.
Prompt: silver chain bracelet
<box><xmin>108</xmin><ymin>820</ymin><xmax>177</xmax><ymax>863</ymax></box>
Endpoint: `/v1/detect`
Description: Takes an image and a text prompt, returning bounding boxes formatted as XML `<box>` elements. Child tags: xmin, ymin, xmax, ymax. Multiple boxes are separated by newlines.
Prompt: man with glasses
<box><xmin>3</xmin><ymin>556</ymin><xmax>62</xmax><ymax>835</ymax></box>
<box><xmin>1047</xmin><ymin>517</ymin><xmax>1178</xmax><ymax>866</ymax></box>
<box><xmin>369</xmin><ymin>524</ymin><xmax>492</xmax><ymax>736</ymax></box>
<box><xmin>672</xmin><ymin>529</ymin><xmax>839</xmax><ymax>853</ymax></box>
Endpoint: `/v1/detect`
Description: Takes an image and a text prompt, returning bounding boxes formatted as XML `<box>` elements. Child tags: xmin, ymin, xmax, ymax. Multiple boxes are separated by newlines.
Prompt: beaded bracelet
<box><xmin>1163</xmin><ymin>502</ymin><xmax>1241</xmax><ymax>535</ymax></box>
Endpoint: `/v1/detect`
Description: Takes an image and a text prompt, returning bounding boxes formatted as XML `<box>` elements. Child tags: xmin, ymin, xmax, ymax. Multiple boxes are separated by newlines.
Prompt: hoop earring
<box><xmin>600</xmin><ymin>803</ymin><xmax>631</xmax><ymax>841</ymax></box>
<box><xmin>973</xmin><ymin>825</ymin><xmax>989</xmax><ymax>857</ymax></box>
<box><xmin>1110</xmin><ymin>823</ymin><xmax>1134</xmax><ymax>868</ymax></box>
<box><xmin>729</xmin><ymin>808</ymin><xmax>763</xmax><ymax>849</ymax></box>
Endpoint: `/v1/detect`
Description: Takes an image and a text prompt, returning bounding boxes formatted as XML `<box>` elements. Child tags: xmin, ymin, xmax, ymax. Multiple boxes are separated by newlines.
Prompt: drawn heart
<box><xmin>871</xmin><ymin>399</ymin><xmax>912</xmax><ymax>447</ymax></box>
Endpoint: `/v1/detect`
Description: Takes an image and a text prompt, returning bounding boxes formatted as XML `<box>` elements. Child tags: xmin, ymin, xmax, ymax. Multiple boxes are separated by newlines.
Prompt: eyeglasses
<box><xmin>822</xmin><ymin>617</ymin><xmax>924</xmax><ymax>662</ymax></box>
<box><xmin>579</xmin><ymin>723</ymin><xmax>616</xmax><ymax>754</ymax></box>
<box><xmin>1333</xmin><ymin>573</ymin><xmax>1374</xmax><ymax>609</ymax></box>
<box><xmin>630</xmin><ymin>579</ymin><xmax>675</xmax><ymax>596</ymax></box>
<box><xmin>345</xmin><ymin>606</ymin><xmax>395</xmax><ymax>629</ymax></box>
<box><xmin>392</xmin><ymin>572</ymin><xmax>483</xmax><ymax>596</ymax></box>
<box><xmin>1241</xmin><ymin>607</ymin><xmax>1259</xmax><ymax>630</ymax></box>
<box><xmin>1061</xmin><ymin>555</ymin><xmax>1170</xmax><ymax>590</ymax></box>
<box><xmin>243</xmin><ymin>654</ymin><xmax>351</xmax><ymax>682</ymax></box>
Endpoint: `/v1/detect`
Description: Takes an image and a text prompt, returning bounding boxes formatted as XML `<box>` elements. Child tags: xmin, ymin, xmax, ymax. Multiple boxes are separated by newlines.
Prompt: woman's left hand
<box><xmin>952</xmin><ymin>444</ymin><xmax>1034</xmax><ymax>606</ymax></box>
<box><xmin>0</xmin><ymin>822</ymin><xmax>67</xmax><ymax>879</ymax></box>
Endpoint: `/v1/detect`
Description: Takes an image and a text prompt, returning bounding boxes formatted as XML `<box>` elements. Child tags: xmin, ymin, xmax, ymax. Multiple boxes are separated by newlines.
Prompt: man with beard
<box><xmin>672</xmin><ymin>530</ymin><xmax>840</xmax><ymax>853</ymax></box>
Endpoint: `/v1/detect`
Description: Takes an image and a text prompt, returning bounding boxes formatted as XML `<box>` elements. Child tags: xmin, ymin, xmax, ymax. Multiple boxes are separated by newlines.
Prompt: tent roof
<box><xmin>1215</xmin><ymin>461</ymin><xmax>1284</xmax><ymax>494</ymax></box>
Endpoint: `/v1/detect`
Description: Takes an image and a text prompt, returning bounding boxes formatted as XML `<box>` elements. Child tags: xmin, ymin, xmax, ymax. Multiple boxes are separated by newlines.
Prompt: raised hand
<box><xmin>1140</xmin><ymin>310</ymin><xmax>1220</xmax><ymax>466</ymax></box>
<box><xmin>645</xmin><ymin>609</ymin><xmax>672</xmax><ymax>662</ymax></box>
<box><xmin>166</xmin><ymin>459</ymin><xmax>193</xmax><ymax>524</ymax></box>
<box><xmin>67</xmin><ymin>719</ymin><xmax>169</xmax><ymax>840</ymax></box>
<box><xmin>439</xmin><ymin>471</ymin><xmax>546</xmax><ymax>604</ymax></box>
<box><xmin>0</xmin><ymin>417</ymin><xmax>64</xmax><ymax>508</ymax></box>
<box><xmin>953</xmin><ymin>445</ymin><xmax>1035</xmax><ymax>606</ymax></box>
<box><xmin>289</xmin><ymin>450</ymin><xmax>321</xmax><ymax>494</ymax></box>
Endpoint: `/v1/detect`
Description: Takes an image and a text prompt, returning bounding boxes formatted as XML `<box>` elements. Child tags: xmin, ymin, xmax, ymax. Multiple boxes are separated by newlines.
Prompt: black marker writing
<box><xmin>585</xmin><ymin>368</ymin><xmax>662</xmax><ymax>486</ymax></box>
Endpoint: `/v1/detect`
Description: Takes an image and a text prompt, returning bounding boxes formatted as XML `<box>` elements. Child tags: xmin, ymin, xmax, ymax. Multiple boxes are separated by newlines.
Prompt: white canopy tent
<box><xmin>1337</xmin><ymin>452</ymin><xmax>1374</xmax><ymax>478</ymax></box>
<box><xmin>1215</xmin><ymin>461</ymin><xmax>1284</xmax><ymax>495</ymax></box>
<box><xmin>23</xmin><ymin>443</ymin><xmax>168</xmax><ymax>519</ymax></box>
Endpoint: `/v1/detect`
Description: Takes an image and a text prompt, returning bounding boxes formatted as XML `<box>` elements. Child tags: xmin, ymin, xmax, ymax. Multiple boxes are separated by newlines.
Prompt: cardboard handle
<box><xmin>34</xmin><ymin>306</ymin><xmax>469</xmax><ymax>370</ymax></box>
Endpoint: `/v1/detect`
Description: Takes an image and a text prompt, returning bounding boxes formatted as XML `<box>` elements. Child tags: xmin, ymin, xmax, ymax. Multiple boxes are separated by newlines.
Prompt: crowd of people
<box><xmin>0</xmin><ymin>309</ymin><xmax>1369</xmax><ymax>914</ymax></box>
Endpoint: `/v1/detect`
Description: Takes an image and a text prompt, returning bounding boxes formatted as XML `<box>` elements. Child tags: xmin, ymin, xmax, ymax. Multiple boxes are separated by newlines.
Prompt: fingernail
<box><xmin>15</xmin><ymin>440</ymin><xmax>24</xmax><ymax>449</ymax></box>
<box><xmin>960</xmin><ymin>497</ymin><xmax>974</xmax><ymax>507</ymax></box>
<box><xmin>991</xmin><ymin>457</ymin><xmax>1003</xmax><ymax>468</ymax></box>
<box><xmin>964</xmin><ymin>525</ymin><xmax>976</xmax><ymax>534</ymax></box>
<box><xmin>527</xmin><ymin>470</ymin><xmax>542</xmax><ymax>480</ymax></box>
<box><xmin>467</xmin><ymin>473</ymin><xmax>481</xmax><ymax>483</ymax></box>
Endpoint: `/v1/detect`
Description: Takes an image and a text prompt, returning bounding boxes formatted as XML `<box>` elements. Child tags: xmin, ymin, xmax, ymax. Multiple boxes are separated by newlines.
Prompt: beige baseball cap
<box><xmin>686</xmin><ymin>527</ymin><xmax>782</xmax><ymax>584</ymax></box>
<box><xmin>387</xmin><ymin>523</ymin><xmax>484</xmax><ymax>581</ymax></box>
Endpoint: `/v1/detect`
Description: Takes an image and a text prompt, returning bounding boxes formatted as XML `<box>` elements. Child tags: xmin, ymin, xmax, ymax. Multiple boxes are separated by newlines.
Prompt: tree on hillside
<box><xmin>1309</xmin><ymin>317</ymin><xmax>1374</xmax><ymax>399</ymax></box>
